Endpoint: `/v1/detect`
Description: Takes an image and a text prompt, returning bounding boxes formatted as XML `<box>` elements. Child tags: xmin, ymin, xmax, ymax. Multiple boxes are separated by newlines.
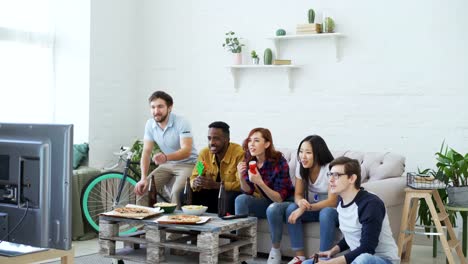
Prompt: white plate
<box><xmin>155</xmin><ymin>215</ymin><xmax>210</xmax><ymax>225</ymax></box>
<box><xmin>101</xmin><ymin>204</ymin><xmax>164</xmax><ymax>219</ymax></box>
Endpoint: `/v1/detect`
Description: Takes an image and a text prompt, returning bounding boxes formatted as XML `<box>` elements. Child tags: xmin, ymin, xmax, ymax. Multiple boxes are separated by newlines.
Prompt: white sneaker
<box><xmin>267</xmin><ymin>249</ymin><xmax>282</xmax><ymax>264</ymax></box>
<box><xmin>287</xmin><ymin>256</ymin><xmax>304</xmax><ymax>264</ymax></box>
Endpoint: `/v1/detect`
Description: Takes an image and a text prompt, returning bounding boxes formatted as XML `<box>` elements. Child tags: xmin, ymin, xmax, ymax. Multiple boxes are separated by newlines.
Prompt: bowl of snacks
<box><xmin>181</xmin><ymin>205</ymin><xmax>208</xmax><ymax>215</ymax></box>
<box><xmin>154</xmin><ymin>202</ymin><xmax>177</xmax><ymax>213</ymax></box>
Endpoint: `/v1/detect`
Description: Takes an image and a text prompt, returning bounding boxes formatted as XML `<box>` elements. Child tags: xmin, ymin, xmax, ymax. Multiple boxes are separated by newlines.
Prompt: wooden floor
<box><xmin>38</xmin><ymin>238</ymin><xmax>467</xmax><ymax>264</ymax></box>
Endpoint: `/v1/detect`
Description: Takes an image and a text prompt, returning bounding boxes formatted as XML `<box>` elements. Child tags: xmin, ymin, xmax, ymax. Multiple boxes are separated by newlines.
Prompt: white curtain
<box><xmin>0</xmin><ymin>0</ymin><xmax>55</xmax><ymax>123</ymax></box>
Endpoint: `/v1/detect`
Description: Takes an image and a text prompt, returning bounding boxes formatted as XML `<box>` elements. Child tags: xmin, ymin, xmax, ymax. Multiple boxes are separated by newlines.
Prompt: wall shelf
<box><xmin>228</xmin><ymin>65</ymin><xmax>300</xmax><ymax>91</ymax></box>
<box><xmin>268</xmin><ymin>33</ymin><xmax>343</xmax><ymax>61</ymax></box>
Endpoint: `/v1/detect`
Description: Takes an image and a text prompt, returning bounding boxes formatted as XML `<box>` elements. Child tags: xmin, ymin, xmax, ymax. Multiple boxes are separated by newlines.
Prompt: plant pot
<box><xmin>447</xmin><ymin>186</ymin><xmax>468</xmax><ymax>207</ymax></box>
<box><xmin>233</xmin><ymin>53</ymin><xmax>242</xmax><ymax>65</ymax></box>
<box><xmin>252</xmin><ymin>57</ymin><xmax>259</xmax><ymax>65</ymax></box>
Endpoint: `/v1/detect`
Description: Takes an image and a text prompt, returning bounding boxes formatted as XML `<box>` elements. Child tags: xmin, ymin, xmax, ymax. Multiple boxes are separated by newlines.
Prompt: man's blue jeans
<box><xmin>234</xmin><ymin>194</ymin><xmax>272</xmax><ymax>218</ymax></box>
<box><xmin>302</xmin><ymin>253</ymin><xmax>393</xmax><ymax>264</ymax></box>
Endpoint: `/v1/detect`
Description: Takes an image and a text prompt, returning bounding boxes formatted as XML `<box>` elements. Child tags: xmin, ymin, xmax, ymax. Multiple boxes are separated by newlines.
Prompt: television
<box><xmin>0</xmin><ymin>123</ymin><xmax>73</xmax><ymax>250</ymax></box>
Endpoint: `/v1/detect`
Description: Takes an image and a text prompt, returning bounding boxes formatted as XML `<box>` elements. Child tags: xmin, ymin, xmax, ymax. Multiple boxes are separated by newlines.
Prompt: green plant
<box><xmin>434</xmin><ymin>142</ymin><xmax>468</xmax><ymax>187</ymax></box>
<box><xmin>416</xmin><ymin>140</ymin><xmax>468</xmax><ymax>234</ymax></box>
<box><xmin>323</xmin><ymin>17</ymin><xmax>335</xmax><ymax>33</ymax></box>
<box><xmin>276</xmin><ymin>29</ymin><xmax>286</xmax><ymax>36</ymax></box>
<box><xmin>308</xmin><ymin>9</ymin><xmax>315</xmax><ymax>23</ymax></box>
<box><xmin>222</xmin><ymin>31</ymin><xmax>244</xmax><ymax>53</ymax></box>
<box><xmin>264</xmin><ymin>48</ymin><xmax>273</xmax><ymax>65</ymax></box>
<box><xmin>128</xmin><ymin>139</ymin><xmax>160</xmax><ymax>181</ymax></box>
<box><xmin>250</xmin><ymin>50</ymin><xmax>258</xmax><ymax>59</ymax></box>
<box><xmin>416</xmin><ymin>168</ymin><xmax>455</xmax><ymax>234</ymax></box>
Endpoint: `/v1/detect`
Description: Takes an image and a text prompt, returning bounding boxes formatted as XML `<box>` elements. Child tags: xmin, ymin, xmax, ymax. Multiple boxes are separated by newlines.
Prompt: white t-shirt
<box><xmin>295</xmin><ymin>164</ymin><xmax>330</xmax><ymax>203</ymax></box>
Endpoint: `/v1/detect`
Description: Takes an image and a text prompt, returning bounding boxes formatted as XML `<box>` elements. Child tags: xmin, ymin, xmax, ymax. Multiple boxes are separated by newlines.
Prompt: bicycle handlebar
<box><xmin>113</xmin><ymin>146</ymin><xmax>131</xmax><ymax>156</ymax></box>
<box><xmin>102</xmin><ymin>146</ymin><xmax>136</xmax><ymax>171</ymax></box>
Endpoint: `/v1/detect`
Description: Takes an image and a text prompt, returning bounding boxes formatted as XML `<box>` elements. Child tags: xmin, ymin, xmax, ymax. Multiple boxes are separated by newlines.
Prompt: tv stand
<box><xmin>0</xmin><ymin>246</ymin><xmax>74</xmax><ymax>264</ymax></box>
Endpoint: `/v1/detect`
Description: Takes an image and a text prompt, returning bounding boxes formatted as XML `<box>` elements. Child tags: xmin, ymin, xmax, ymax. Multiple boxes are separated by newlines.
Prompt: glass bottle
<box><xmin>182</xmin><ymin>176</ymin><xmax>192</xmax><ymax>206</ymax></box>
<box><xmin>148</xmin><ymin>175</ymin><xmax>157</xmax><ymax>207</ymax></box>
<box><xmin>218</xmin><ymin>181</ymin><xmax>226</xmax><ymax>217</ymax></box>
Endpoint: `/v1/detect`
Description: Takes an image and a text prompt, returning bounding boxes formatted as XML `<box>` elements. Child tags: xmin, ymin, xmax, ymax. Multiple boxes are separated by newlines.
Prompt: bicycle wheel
<box><xmin>81</xmin><ymin>172</ymin><xmax>138</xmax><ymax>235</ymax></box>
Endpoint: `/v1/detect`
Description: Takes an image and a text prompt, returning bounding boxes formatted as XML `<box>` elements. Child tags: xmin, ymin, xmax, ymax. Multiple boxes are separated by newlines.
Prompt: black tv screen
<box><xmin>0</xmin><ymin>123</ymin><xmax>73</xmax><ymax>250</ymax></box>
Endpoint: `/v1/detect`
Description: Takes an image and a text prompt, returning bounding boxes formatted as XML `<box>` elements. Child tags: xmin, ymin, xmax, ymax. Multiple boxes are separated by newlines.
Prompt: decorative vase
<box><xmin>233</xmin><ymin>53</ymin><xmax>242</xmax><ymax>65</ymax></box>
<box><xmin>252</xmin><ymin>57</ymin><xmax>259</xmax><ymax>65</ymax></box>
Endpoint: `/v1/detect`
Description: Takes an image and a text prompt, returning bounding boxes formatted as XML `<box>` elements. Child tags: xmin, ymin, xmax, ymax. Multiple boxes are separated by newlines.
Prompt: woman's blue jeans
<box><xmin>267</xmin><ymin>202</ymin><xmax>338</xmax><ymax>251</ymax></box>
<box><xmin>234</xmin><ymin>194</ymin><xmax>272</xmax><ymax>218</ymax></box>
<box><xmin>287</xmin><ymin>204</ymin><xmax>338</xmax><ymax>251</ymax></box>
<box><xmin>302</xmin><ymin>253</ymin><xmax>393</xmax><ymax>264</ymax></box>
<box><xmin>267</xmin><ymin>202</ymin><xmax>338</xmax><ymax>252</ymax></box>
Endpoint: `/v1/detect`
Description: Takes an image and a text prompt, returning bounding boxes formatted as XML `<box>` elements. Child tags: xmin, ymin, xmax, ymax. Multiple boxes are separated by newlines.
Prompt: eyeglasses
<box><xmin>327</xmin><ymin>172</ymin><xmax>348</xmax><ymax>180</ymax></box>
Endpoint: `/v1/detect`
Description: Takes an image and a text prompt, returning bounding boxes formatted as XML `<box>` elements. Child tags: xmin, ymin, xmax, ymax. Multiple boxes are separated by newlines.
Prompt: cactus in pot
<box><xmin>251</xmin><ymin>50</ymin><xmax>259</xmax><ymax>64</ymax></box>
<box><xmin>264</xmin><ymin>48</ymin><xmax>273</xmax><ymax>65</ymax></box>
<box><xmin>308</xmin><ymin>9</ymin><xmax>315</xmax><ymax>23</ymax></box>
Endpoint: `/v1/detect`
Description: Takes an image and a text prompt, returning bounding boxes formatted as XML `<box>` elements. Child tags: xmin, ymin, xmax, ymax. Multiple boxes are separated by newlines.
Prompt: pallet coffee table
<box><xmin>99</xmin><ymin>212</ymin><xmax>257</xmax><ymax>264</ymax></box>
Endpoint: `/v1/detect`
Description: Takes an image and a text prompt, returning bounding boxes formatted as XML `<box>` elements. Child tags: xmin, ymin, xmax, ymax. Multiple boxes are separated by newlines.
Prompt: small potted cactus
<box><xmin>251</xmin><ymin>50</ymin><xmax>259</xmax><ymax>65</ymax></box>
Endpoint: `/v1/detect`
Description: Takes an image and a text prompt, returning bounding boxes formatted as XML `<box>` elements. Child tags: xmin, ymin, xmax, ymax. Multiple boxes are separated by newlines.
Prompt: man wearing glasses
<box><xmin>303</xmin><ymin>156</ymin><xmax>399</xmax><ymax>264</ymax></box>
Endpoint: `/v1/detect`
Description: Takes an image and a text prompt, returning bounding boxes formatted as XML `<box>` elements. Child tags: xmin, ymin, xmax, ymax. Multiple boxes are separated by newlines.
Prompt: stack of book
<box><xmin>273</xmin><ymin>59</ymin><xmax>292</xmax><ymax>65</ymax></box>
<box><xmin>296</xmin><ymin>23</ymin><xmax>322</xmax><ymax>34</ymax></box>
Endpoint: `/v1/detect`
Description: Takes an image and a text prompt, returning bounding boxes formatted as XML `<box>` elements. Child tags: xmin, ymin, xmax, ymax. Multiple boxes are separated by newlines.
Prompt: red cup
<box><xmin>249</xmin><ymin>161</ymin><xmax>257</xmax><ymax>174</ymax></box>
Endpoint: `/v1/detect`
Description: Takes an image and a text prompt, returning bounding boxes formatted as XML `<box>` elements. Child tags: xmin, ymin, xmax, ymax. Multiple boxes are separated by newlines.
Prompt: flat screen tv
<box><xmin>0</xmin><ymin>123</ymin><xmax>72</xmax><ymax>250</ymax></box>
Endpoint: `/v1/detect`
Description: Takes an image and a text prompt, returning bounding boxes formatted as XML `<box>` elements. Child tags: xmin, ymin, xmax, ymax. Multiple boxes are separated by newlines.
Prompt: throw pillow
<box><xmin>73</xmin><ymin>143</ymin><xmax>89</xmax><ymax>169</ymax></box>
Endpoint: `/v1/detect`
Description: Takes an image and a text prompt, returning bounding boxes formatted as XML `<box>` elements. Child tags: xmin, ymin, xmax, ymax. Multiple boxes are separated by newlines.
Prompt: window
<box><xmin>0</xmin><ymin>0</ymin><xmax>55</xmax><ymax>123</ymax></box>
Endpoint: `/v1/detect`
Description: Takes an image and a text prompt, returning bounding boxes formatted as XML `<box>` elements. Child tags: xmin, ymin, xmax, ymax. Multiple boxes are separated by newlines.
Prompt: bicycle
<box><xmin>80</xmin><ymin>146</ymin><xmax>169</xmax><ymax>235</ymax></box>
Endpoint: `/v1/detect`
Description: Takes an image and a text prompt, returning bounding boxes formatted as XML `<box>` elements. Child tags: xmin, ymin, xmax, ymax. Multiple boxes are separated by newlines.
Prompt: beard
<box><xmin>155</xmin><ymin>112</ymin><xmax>169</xmax><ymax>123</ymax></box>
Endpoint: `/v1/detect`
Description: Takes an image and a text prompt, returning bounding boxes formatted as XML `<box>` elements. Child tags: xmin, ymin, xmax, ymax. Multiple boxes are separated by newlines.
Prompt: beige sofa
<box><xmin>256</xmin><ymin>148</ymin><xmax>407</xmax><ymax>257</ymax></box>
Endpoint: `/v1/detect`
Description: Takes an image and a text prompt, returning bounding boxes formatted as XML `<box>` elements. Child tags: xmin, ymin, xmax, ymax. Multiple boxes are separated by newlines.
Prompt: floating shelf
<box><xmin>268</xmin><ymin>33</ymin><xmax>343</xmax><ymax>61</ymax></box>
<box><xmin>228</xmin><ymin>65</ymin><xmax>300</xmax><ymax>91</ymax></box>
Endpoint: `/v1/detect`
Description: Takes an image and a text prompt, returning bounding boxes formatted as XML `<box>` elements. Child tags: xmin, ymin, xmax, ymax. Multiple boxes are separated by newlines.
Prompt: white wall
<box><xmin>54</xmin><ymin>0</ymin><xmax>90</xmax><ymax>143</ymax></box>
<box><xmin>89</xmin><ymin>0</ymin><xmax>141</xmax><ymax>168</ymax></box>
<box><xmin>90</xmin><ymin>0</ymin><xmax>468</xmax><ymax>174</ymax></box>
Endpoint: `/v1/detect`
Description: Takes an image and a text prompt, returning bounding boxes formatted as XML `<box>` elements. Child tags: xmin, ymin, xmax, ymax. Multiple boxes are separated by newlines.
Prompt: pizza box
<box><xmin>155</xmin><ymin>215</ymin><xmax>211</xmax><ymax>225</ymax></box>
<box><xmin>101</xmin><ymin>204</ymin><xmax>164</xmax><ymax>219</ymax></box>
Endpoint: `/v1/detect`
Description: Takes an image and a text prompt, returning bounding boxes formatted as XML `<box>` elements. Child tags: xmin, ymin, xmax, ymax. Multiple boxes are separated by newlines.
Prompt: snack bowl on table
<box><xmin>154</xmin><ymin>202</ymin><xmax>177</xmax><ymax>213</ymax></box>
<box><xmin>181</xmin><ymin>205</ymin><xmax>208</xmax><ymax>215</ymax></box>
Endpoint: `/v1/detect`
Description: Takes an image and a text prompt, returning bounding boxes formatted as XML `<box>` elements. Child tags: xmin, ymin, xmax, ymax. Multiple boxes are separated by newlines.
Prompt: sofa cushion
<box><xmin>279</xmin><ymin>148</ymin><xmax>404</xmax><ymax>186</ymax></box>
<box><xmin>257</xmin><ymin>218</ymin><xmax>331</xmax><ymax>239</ymax></box>
<box><xmin>73</xmin><ymin>143</ymin><xmax>89</xmax><ymax>169</ymax></box>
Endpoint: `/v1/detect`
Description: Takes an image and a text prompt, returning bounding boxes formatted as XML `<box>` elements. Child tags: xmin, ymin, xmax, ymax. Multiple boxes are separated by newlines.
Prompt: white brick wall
<box><xmin>89</xmin><ymin>0</ymin><xmax>468</xmax><ymax>176</ymax></box>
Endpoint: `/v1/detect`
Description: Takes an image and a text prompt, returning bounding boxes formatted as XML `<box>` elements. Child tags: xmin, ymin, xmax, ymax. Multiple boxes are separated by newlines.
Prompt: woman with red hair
<box><xmin>234</xmin><ymin>128</ymin><xmax>293</xmax><ymax>219</ymax></box>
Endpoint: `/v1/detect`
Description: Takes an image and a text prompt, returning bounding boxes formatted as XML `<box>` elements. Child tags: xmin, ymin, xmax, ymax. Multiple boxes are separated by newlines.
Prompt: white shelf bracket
<box><xmin>286</xmin><ymin>68</ymin><xmax>294</xmax><ymax>91</ymax></box>
<box><xmin>333</xmin><ymin>35</ymin><xmax>342</xmax><ymax>62</ymax></box>
<box><xmin>273</xmin><ymin>39</ymin><xmax>281</xmax><ymax>58</ymax></box>
<box><xmin>230</xmin><ymin>67</ymin><xmax>239</xmax><ymax>91</ymax></box>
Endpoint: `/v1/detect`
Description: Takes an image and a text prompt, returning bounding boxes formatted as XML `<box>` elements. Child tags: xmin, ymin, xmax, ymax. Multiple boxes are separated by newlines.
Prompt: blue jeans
<box><xmin>234</xmin><ymin>194</ymin><xmax>272</xmax><ymax>218</ymax></box>
<box><xmin>286</xmin><ymin>203</ymin><xmax>338</xmax><ymax>251</ymax></box>
<box><xmin>302</xmin><ymin>254</ymin><xmax>393</xmax><ymax>264</ymax></box>
<box><xmin>266</xmin><ymin>201</ymin><xmax>292</xmax><ymax>244</ymax></box>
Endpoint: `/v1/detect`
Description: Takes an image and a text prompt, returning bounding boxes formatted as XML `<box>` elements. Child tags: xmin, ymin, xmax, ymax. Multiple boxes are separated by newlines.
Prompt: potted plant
<box><xmin>222</xmin><ymin>31</ymin><xmax>245</xmax><ymax>65</ymax></box>
<box><xmin>416</xmin><ymin>141</ymin><xmax>468</xmax><ymax>235</ymax></box>
<box><xmin>128</xmin><ymin>139</ymin><xmax>160</xmax><ymax>181</ymax></box>
<box><xmin>434</xmin><ymin>142</ymin><xmax>468</xmax><ymax>206</ymax></box>
<box><xmin>251</xmin><ymin>50</ymin><xmax>259</xmax><ymax>64</ymax></box>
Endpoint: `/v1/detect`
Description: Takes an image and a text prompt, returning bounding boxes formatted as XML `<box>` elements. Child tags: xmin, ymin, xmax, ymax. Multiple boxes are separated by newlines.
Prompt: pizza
<box><xmin>167</xmin><ymin>214</ymin><xmax>201</xmax><ymax>223</ymax></box>
<box><xmin>113</xmin><ymin>207</ymin><xmax>151</xmax><ymax>218</ymax></box>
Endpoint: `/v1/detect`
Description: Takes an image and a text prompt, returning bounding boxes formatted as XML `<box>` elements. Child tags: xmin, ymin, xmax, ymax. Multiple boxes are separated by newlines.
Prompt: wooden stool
<box><xmin>445</xmin><ymin>205</ymin><xmax>468</xmax><ymax>257</ymax></box>
<box><xmin>397</xmin><ymin>188</ymin><xmax>466</xmax><ymax>264</ymax></box>
<box><xmin>0</xmin><ymin>247</ymin><xmax>74</xmax><ymax>264</ymax></box>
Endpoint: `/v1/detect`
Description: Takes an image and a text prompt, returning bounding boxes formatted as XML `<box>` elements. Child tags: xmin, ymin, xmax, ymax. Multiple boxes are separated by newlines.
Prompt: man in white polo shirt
<box><xmin>135</xmin><ymin>91</ymin><xmax>198</xmax><ymax>207</ymax></box>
